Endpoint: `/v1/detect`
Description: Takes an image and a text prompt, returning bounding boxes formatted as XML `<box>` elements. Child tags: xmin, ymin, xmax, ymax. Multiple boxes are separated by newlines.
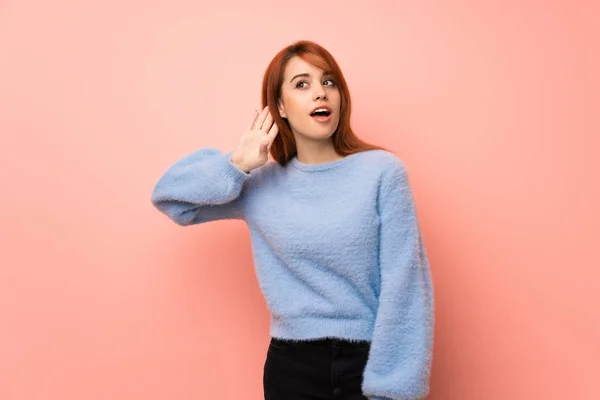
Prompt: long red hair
<box><xmin>261</xmin><ymin>40</ymin><xmax>386</xmax><ymax>166</ymax></box>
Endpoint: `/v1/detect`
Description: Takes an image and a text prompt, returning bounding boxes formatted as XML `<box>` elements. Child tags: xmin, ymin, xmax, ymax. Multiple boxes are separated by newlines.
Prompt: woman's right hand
<box><xmin>230</xmin><ymin>106</ymin><xmax>280</xmax><ymax>173</ymax></box>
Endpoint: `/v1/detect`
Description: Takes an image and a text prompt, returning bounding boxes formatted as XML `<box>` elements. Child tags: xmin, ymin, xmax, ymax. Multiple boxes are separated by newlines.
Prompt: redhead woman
<box><xmin>151</xmin><ymin>40</ymin><xmax>434</xmax><ymax>400</ymax></box>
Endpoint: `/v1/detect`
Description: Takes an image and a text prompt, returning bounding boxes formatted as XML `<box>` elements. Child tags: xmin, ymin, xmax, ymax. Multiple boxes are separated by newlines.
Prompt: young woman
<box><xmin>151</xmin><ymin>40</ymin><xmax>435</xmax><ymax>400</ymax></box>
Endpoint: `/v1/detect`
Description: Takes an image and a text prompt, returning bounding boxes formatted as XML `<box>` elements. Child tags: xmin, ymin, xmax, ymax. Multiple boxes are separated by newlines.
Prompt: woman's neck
<box><xmin>294</xmin><ymin>138</ymin><xmax>342</xmax><ymax>165</ymax></box>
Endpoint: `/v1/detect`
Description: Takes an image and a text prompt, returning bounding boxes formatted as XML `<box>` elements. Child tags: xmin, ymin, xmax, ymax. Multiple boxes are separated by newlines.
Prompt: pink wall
<box><xmin>1</xmin><ymin>1</ymin><xmax>598</xmax><ymax>399</ymax></box>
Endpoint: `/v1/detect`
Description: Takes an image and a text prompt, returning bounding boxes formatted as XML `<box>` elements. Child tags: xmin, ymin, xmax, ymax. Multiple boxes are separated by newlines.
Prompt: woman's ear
<box><xmin>278</xmin><ymin>101</ymin><xmax>287</xmax><ymax>119</ymax></box>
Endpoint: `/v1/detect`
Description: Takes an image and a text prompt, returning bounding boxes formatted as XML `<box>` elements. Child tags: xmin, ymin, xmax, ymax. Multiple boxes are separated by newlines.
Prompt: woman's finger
<box><xmin>261</xmin><ymin>111</ymin><xmax>274</xmax><ymax>132</ymax></box>
<box><xmin>254</xmin><ymin>106</ymin><xmax>269</xmax><ymax>131</ymax></box>
<box><xmin>248</xmin><ymin>109</ymin><xmax>259</xmax><ymax>130</ymax></box>
<box><xmin>259</xmin><ymin>140</ymin><xmax>269</xmax><ymax>154</ymax></box>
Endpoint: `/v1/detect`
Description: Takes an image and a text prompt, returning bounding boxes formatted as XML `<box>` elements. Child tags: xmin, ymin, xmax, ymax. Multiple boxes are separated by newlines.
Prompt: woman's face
<box><xmin>277</xmin><ymin>56</ymin><xmax>341</xmax><ymax>141</ymax></box>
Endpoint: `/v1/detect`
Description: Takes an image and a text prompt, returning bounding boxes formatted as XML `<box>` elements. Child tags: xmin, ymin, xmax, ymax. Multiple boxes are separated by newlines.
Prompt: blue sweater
<box><xmin>150</xmin><ymin>148</ymin><xmax>435</xmax><ymax>400</ymax></box>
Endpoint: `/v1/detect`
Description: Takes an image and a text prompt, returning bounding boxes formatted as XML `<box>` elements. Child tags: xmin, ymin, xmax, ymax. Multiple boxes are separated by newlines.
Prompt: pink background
<box><xmin>1</xmin><ymin>1</ymin><xmax>598</xmax><ymax>399</ymax></box>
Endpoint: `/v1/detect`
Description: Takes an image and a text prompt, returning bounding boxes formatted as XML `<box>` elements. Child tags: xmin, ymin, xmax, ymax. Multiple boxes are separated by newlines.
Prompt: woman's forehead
<box><xmin>284</xmin><ymin>56</ymin><xmax>330</xmax><ymax>79</ymax></box>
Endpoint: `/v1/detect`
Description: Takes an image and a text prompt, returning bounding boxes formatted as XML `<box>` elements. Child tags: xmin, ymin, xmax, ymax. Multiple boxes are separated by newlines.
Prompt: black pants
<box><xmin>263</xmin><ymin>337</ymin><xmax>371</xmax><ymax>400</ymax></box>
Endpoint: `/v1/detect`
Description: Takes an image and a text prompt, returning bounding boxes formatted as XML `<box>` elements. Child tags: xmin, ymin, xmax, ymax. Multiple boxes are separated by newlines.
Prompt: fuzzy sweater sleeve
<box><xmin>361</xmin><ymin>160</ymin><xmax>435</xmax><ymax>400</ymax></box>
<box><xmin>150</xmin><ymin>148</ymin><xmax>251</xmax><ymax>226</ymax></box>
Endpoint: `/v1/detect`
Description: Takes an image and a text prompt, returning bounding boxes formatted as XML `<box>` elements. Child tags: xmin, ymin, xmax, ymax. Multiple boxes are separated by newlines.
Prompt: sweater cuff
<box><xmin>222</xmin><ymin>151</ymin><xmax>251</xmax><ymax>178</ymax></box>
<box><xmin>228</xmin><ymin>158</ymin><xmax>250</xmax><ymax>174</ymax></box>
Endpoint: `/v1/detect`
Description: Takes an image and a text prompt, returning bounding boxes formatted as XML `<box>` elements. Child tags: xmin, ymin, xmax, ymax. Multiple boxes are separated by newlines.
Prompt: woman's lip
<box><xmin>311</xmin><ymin>113</ymin><xmax>332</xmax><ymax>122</ymax></box>
<box><xmin>310</xmin><ymin>106</ymin><xmax>332</xmax><ymax>114</ymax></box>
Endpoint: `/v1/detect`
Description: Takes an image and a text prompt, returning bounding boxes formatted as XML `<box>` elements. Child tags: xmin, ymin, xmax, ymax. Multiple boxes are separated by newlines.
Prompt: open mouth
<box><xmin>310</xmin><ymin>110</ymin><xmax>332</xmax><ymax>117</ymax></box>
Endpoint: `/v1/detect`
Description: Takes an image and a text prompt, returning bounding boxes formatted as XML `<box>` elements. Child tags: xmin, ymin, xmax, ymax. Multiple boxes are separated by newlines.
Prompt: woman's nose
<box><xmin>314</xmin><ymin>89</ymin><xmax>327</xmax><ymax>101</ymax></box>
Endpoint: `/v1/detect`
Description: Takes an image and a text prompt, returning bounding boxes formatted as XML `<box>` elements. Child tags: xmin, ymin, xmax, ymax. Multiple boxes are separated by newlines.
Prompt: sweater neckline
<box><xmin>288</xmin><ymin>152</ymin><xmax>359</xmax><ymax>172</ymax></box>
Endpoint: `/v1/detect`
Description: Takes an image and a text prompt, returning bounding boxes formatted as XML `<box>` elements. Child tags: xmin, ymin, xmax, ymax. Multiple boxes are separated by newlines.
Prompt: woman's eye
<box><xmin>296</xmin><ymin>79</ymin><xmax>335</xmax><ymax>89</ymax></box>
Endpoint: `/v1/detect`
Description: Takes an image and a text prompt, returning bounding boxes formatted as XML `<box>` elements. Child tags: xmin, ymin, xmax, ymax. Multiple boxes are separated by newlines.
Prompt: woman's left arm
<box><xmin>361</xmin><ymin>160</ymin><xmax>435</xmax><ymax>400</ymax></box>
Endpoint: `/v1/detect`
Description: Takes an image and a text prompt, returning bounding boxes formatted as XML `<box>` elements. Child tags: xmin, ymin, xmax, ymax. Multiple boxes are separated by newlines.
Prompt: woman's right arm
<box><xmin>150</xmin><ymin>106</ymin><xmax>279</xmax><ymax>226</ymax></box>
<box><xmin>150</xmin><ymin>148</ymin><xmax>251</xmax><ymax>225</ymax></box>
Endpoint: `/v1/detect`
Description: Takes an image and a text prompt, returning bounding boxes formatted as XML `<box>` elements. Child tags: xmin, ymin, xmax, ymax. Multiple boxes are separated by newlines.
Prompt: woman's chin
<box><xmin>293</xmin><ymin>133</ymin><xmax>333</xmax><ymax>143</ymax></box>
<box><xmin>291</xmin><ymin>123</ymin><xmax>339</xmax><ymax>141</ymax></box>
<box><xmin>311</xmin><ymin>125</ymin><xmax>339</xmax><ymax>138</ymax></box>
<box><xmin>308</xmin><ymin>131</ymin><xmax>336</xmax><ymax>140</ymax></box>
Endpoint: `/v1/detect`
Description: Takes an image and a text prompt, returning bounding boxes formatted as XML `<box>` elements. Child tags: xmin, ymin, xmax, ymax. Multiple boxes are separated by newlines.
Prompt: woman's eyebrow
<box><xmin>290</xmin><ymin>73</ymin><xmax>310</xmax><ymax>83</ymax></box>
<box><xmin>289</xmin><ymin>72</ymin><xmax>333</xmax><ymax>83</ymax></box>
